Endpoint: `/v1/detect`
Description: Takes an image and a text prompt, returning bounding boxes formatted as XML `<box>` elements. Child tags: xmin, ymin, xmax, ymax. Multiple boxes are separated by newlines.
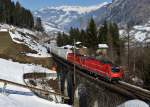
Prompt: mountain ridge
<box><xmin>33</xmin><ymin>2</ymin><xmax>109</xmax><ymax>34</ymax></box>
<box><xmin>36</xmin><ymin>2</ymin><xmax>109</xmax><ymax>14</ymax></box>
<box><xmin>34</xmin><ymin>0</ymin><xmax>150</xmax><ymax>43</ymax></box>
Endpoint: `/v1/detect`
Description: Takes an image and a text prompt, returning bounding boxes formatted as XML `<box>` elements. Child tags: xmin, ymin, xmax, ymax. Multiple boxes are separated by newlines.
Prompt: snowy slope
<box><xmin>119</xmin><ymin>20</ymin><xmax>150</xmax><ymax>43</ymax></box>
<box><xmin>0</xmin><ymin>58</ymin><xmax>51</xmax><ymax>83</ymax></box>
<box><xmin>132</xmin><ymin>22</ymin><xmax>150</xmax><ymax>42</ymax></box>
<box><xmin>0</xmin><ymin>58</ymin><xmax>69</xmax><ymax>107</ymax></box>
<box><xmin>0</xmin><ymin>24</ymin><xmax>51</xmax><ymax>57</ymax></box>
<box><xmin>0</xmin><ymin>94</ymin><xmax>69</xmax><ymax>107</ymax></box>
<box><xmin>34</xmin><ymin>2</ymin><xmax>109</xmax><ymax>33</ymax></box>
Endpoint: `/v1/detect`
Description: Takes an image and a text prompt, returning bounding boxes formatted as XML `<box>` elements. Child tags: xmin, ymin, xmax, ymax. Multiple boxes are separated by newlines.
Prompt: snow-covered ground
<box><xmin>117</xmin><ymin>99</ymin><xmax>149</xmax><ymax>107</ymax></box>
<box><xmin>0</xmin><ymin>94</ymin><xmax>68</xmax><ymax>107</ymax></box>
<box><xmin>120</xmin><ymin>21</ymin><xmax>150</xmax><ymax>43</ymax></box>
<box><xmin>0</xmin><ymin>29</ymin><xmax>8</xmax><ymax>32</ymax></box>
<box><xmin>0</xmin><ymin>24</ymin><xmax>51</xmax><ymax>58</ymax></box>
<box><xmin>0</xmin><ymin>58</ymin><xmax>70</xmax><ymax>107</ymax></box>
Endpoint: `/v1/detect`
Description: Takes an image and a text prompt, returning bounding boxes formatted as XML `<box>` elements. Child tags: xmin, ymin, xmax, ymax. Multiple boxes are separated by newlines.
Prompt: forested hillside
<box><xmin>0</xmin><ymin>0</ymin><xmax>44</xmax><ymax>31</ymax></box>
<box><xmin>0</xmin><ymin>0</ymin><xmax>34</xmax><ymax>28</ymax></box>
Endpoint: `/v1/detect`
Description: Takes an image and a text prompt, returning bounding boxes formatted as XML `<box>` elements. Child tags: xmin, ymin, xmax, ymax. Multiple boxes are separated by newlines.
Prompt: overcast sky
<box><xmin>12</xmin><ymin>0</ymin><xmax>112</xmax><ymax>11</ymax></box>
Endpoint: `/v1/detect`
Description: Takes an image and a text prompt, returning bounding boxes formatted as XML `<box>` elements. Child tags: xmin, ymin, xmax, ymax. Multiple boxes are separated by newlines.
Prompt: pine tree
<box><xmin>69</xmin><ymin>27</ymin><xmax>81</xmax><ymax>45</ymax></box>
<box><xmin>57</xmin><ymin>32</ymin><xmax>63</xmax><ymax>47</ymax></box>
<box><xmin>86</xmin><ymin>18</ymin><xmax>98</xmax><ymax>52</ymax></box>
<box><xmin>35</xmin><ymin>17</ymin><xmax>44</xmax><ymax>31</ymax></box>
<box><xmin>15</xmin><ymin>1</ymin><xmax>22</xmax><ymax>26</ymax></box>
<box><xmin>62</xmin><ymin>32</ymin><xmax>70</xmax><ymax>46</ymax></box>
<box><xmin>74</xmin><ymin>28</ymin><xmax>80</xmax><ymax>41</ymax></box>
<box><xmin>80</xmin><ymin>29</ymin><xmax>87</xmax><ymax>46</ymax></box>
<box><xmin>69</xmin><ymin>27</ymin><xmax>76</xmax><ymax>44</ymax></box>
<box><xmin>111</xmin><ymin>22</ymin><xmax>120</xmax><ymax>63</ymax></box>
<box><xmin>108</xmin><ymin>22</ymin><xmax>121</xmax><ymax>63</ymax></box>
<box><xmin>98</xmin><ymin>21</ymin><xmax>108</xmax><ymax>44</ymax></box>
<box><xmin>9</xmin><ymin>1</ymin><xmax>15</xmax><ymax>24</ymax></box>
<box><xmin>97</xmin><ymin>21</ymin><xmax>122</xmax><ymax>63</ymax></box>
<box><xmin>0</xmin><ymin>0</ymin><xmax>4</xmax><ymax>22</ymax></box>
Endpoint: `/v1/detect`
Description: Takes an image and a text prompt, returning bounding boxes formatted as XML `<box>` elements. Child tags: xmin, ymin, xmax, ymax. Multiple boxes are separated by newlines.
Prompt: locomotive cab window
<box><xmin>111</xmin><ymin>67</ymin><xmax>120</xmax><ymax>73</ymax></box>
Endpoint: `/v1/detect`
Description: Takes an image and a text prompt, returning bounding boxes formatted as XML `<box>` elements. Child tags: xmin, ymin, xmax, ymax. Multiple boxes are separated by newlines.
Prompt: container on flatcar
<box><xmin>57</xmin><ymin>48</ymin><xmax>72</xmax><ymax>60</ymax></box>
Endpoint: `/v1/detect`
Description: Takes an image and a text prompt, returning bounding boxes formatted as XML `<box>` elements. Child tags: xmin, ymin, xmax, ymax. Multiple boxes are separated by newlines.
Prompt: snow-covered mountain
<box><xmin>100</xmin><ymin>0</ymin><xmax>150</xmax><ymax>26</ymax></box>
<box><xmin>103</xmin><ymin>0</ymin><xmax>150</xmax><ymax>43</ymax></box>
<box><xmin>33</xmin><ymin>2</ymin><xmax>109</xmax><ymax>33</ymax></box>
<box><xmin>34</xmin><ymin>0</ymin><xmax>150</xmax><ymax>43</ymax></box>
<box><xmin>34</xmin><ymin>0</ymin><xmax>150</xmax><ymax>34</ymax></box>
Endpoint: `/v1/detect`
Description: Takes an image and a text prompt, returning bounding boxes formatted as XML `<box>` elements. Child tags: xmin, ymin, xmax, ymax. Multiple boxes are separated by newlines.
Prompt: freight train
<box><xmin>50</xmin><ymin>45</ymin><xmax>123</xmax><ymax>81</ymax></box>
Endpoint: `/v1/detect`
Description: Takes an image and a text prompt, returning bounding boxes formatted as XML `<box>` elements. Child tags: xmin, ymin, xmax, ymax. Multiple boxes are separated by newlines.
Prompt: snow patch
<box><xmin>134</xmin><ymin>25</ymin><xmax>150</xmax><ymax>32</ymax></box>
<box><xmin>134</xmin><ymin>31</ymin><xmax>147</xmax><ymax>42</ymax></box>
<box><xmin>0</xmin><ymin>58</ymin><xmax>53</xmax><ymax>84</ymax></box>
<box><xmin>117</xmin><ymin>99</ymin><xmax>149</xmax><ymax>107</ymax></box>
<box><xmin>0</xmin><ymin>29</ymin><xmax>8</xmax><ymax>32</ymax></box>
<box><xmin>119</xmin><ymin>21</ymin><xmax>150</xmax><ymax>43</ymax></box>
<box><xmin>26</xmin><ymin>53</ymin><xmax>51</xmax><ymax>58</ymax></box>
<box><xmin>0</xmin><ymin>58</ymin><xmax>69</xmax><ymax>107</ymax></box>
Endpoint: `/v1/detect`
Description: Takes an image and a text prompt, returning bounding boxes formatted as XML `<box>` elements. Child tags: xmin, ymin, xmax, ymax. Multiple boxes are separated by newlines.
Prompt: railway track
<box><xmin>117</xmin><ymin>81</ymin><xmax>150</xmax><ymax>101</ymax></box>
<box><xmin>52</xmin><ymin>53</ymin><xmax>150</xmax><ymax>102</ymax></box>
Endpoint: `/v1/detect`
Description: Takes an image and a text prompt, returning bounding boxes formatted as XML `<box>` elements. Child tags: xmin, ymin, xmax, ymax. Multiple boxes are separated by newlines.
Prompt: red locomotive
<box><xmin>51</xmin><ymin>46</ymin><xmax>123</xmax><ymax>81</ymax></box>
<box><xmin>67</xmin><ymin>53</ymin><xmax>123</xmax><ymax>81</ymax></box>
